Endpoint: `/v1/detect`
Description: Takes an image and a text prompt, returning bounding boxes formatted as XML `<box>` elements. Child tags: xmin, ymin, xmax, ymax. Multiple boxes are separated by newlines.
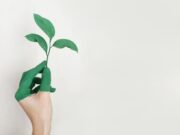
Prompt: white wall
<box><xmin>0</xmin><ymin>0</ymin><xmax>180</xmax><ymax>134</ymax></box>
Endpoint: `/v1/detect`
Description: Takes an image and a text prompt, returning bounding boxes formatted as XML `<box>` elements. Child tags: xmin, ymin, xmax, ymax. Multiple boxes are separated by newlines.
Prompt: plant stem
<box><xmin>46</xmin><ymin>39</ymin><xmax>53</xmax><ymax>67</ymax></box>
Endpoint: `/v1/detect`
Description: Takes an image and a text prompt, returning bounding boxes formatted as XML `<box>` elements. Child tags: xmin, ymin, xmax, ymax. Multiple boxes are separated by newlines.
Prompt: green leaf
<box><xmin>25</xmin><ymin>34</ymin><xmax>48</xmax><ymax>54</ymax></box>
<box><xmin>33</xmin><ymin>14</ymin><xmax>55</xmax><ymax>40</ymax></box>
<box><xmin>53</xmin><ymin>39</ymin><xmax>78</xmax><ymax>53</ymax></box>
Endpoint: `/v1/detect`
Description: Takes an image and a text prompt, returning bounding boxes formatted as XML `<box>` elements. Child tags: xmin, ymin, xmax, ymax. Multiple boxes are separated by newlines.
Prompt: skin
<box><xmin>19</xmin><ymin>92</ymin><xmax>52</xmax><ymax>135</ymax></box>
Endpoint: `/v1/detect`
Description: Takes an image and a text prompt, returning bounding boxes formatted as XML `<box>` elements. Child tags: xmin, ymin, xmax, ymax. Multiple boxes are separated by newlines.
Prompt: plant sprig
<box><xmin>25</xmin><ymin>13</ymin><xmax>78</xmax><ymax>67</ymax></box>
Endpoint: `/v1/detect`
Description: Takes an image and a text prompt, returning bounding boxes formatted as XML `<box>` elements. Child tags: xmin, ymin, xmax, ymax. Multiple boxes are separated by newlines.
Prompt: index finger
<box><xmin>31</xmin><ymin>61</ymin><xmax>47</xmax><ymax>76</ymax></box>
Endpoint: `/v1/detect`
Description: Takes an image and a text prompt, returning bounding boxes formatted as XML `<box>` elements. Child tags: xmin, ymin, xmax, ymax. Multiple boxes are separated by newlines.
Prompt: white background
<box><xmin>0</xmin><ymin>0</ymin><xmax>180</xmax><ymax>134</ymax></box>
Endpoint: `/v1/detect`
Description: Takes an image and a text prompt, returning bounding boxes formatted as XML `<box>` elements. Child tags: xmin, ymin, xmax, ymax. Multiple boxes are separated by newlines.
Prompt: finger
<box><xmin>30</xmin><ymin>77</ymin><xmax>41</xmax><ymax>89</ymax></box>
<box><xmin>30</xmin><ymin>85</ymin><xmax>40</xmax><ymax>94</ymax></box>
<box><xmin>50</xmin><ymin>86</ymin><xmax>56</xmax><ymax>92</ymax></box>
<box><xmin>39</xmin><ymin>85</ymin><xmax>56</xmax><ymax>93</ymax></box>
<box><xmin>31</xmin><ymin>61</ymin><xmax>47</xmax><ymax>76</ymax></box>
<box><xmin>33</xmin><ymin>77</ymin><xmax>41</xmax><ymax>84</ymax></box>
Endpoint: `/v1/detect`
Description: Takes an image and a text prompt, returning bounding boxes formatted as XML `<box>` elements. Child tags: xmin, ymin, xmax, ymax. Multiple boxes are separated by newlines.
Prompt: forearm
<box><xmin>19</xmin><ymin>93</ymin><xmax>52</xmax><ymax>135</ymax></box>
<box><xmin>32</xmin><ymin>119</ymin><xmax>51</xmax><ymax>135</ymax></box>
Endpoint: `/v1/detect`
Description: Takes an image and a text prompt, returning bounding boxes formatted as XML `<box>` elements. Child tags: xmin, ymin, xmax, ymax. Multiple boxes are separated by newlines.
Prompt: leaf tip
<box><xmin>24</xmin><ymin>34</ymin><xmax>29</xmax><ymax>39</ymax></box>
<box><xmin>33</xmin><ymin>13</ymin><xmax>39</xmax><ymax>18</ymax></box>
<box><xmin>75</xmin><ymin>48</ymin><xmax>79</xmax><ymax>53</ymax></box>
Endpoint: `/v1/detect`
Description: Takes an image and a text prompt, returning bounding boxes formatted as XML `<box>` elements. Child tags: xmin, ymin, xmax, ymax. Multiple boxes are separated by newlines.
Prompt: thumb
<box><xmin>39</xmin><ymin>67</ymin><xmax>51</xmax><ymax>91</ymax></box>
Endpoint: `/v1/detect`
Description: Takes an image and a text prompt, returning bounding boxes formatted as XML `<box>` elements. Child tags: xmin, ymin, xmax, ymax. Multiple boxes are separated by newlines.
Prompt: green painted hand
<box><xmin>15</xmin><ymin>61</ymin><xmax>55</xmax><ymax>101</ymax></box>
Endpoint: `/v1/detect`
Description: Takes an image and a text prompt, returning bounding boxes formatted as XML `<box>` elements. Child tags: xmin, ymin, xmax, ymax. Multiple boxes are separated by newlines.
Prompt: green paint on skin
<box><xmin>15</xmin><ymin>61</ymin><xmax>55</xmax><ymax>101</ymax></box>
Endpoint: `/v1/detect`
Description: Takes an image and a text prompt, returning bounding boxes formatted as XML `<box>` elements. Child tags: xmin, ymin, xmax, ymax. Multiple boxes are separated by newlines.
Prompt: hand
<box><xmin>15</xmin><ymin>61</ymin><xmax>55</xmax><ymax>101</ymax></box>
<box><xmin>15</xmin><ymin>61</ymin><xmax>55</xmax><ymax>135</ymax></box>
